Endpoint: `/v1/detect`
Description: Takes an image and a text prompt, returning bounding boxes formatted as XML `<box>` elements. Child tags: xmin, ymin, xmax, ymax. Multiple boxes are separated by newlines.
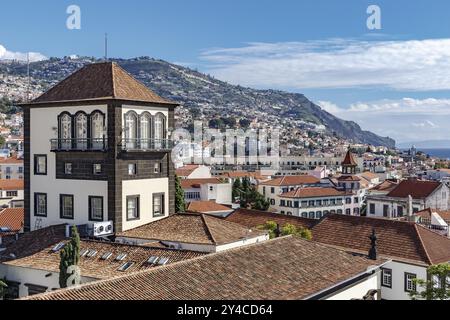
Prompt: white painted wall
<box><xmin>380</xmin><ymin>261</ymin><xmax>427</xmax><ymax>300</ymax></box>
<box><xmin>0</xmin><ymin>264</ymin><xmax>96</xmax><ymax>298</ymax></box>
<box><xmin>30</xmin><ymin>106</ymin><xmax>109</xmax><ymax>230</ymax></box>
<box><xmin>201</xmin><ymin>183</ymin><xmax>232</xmax><ymax>205</ymax></box>
<box><xmin>326</xmin><ymin>272</ymin><xmax>380</xmax><ymax>300</ymax></box>
<box><xmin>121</xmin><ymin>178</ymin><xmax>169</xmax><ymax>231</ymax></box>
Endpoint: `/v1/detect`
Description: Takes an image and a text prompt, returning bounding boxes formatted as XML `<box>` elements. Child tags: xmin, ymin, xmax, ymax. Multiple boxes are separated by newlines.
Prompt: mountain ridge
<box><xmin>0</xmin><ymin>56</ymin><xmax>395</xmax><ymax>147</ymax></box>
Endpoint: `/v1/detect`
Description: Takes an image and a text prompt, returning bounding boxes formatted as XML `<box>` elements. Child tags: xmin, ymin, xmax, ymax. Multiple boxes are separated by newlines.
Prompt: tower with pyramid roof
<box><xmin>20</xmin><ymin>62</ymin><xmax>178</xmax><ymax>233</ymax></box>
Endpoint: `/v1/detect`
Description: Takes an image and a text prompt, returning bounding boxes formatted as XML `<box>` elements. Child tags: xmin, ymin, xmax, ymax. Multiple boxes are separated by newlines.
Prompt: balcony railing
<box><xmin>120</xmin><ymin>139</ymin><xmax>174</xmax><ymax>152</ymax></box>
<box><xmin>50</xmin><ymin>138</ymin><xmax>108</xmax><ymax>151</ymax></box>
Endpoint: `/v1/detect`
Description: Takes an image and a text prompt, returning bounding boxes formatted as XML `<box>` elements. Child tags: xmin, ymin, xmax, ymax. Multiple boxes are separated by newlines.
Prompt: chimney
<box><xmin>407</xmin><ymin>195</ymin><xmax>414</xmax><ymax>220</ymax></box>
<box><xmin>274</xmin><ymin>224</ymin><xmax>282</xmax><ymax>238</ymax></box>
<box><xmin>368</xmin><ymin>229</ymin><xmax>377</xmax><ymax>260</ymax></box>
<box><xmin>65</xmin><ymin>224</ymin><xmax>71</xmax><ymax>238</ymax></box>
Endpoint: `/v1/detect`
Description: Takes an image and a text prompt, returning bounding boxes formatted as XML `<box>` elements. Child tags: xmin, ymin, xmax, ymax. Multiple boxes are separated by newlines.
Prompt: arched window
<box><xmin>91</xmin><ymin>111</ymin><xmax>105</xmax><ymax>149</ymax></box>
<box><xmin>75</xmin><ymin>112</ymin><xmax>88</xmax><ymax>150</ymax></box>
<box><xmin>154</xmin><ymin>113</ymin><xmax>166</xmax><ymax>140</ymax></box>
<box><xmin>154</xmin><ymin>113</ymin><xmax>166</xmax><ymax>149</ymax></box>
<box><xmin>59</xmin><ymin>113</ymin><xmax>72</xmax><ymax>149</ymax></box>
<box><xmin>124</xmin><ymin>111</ymin><xmax>138</xmax><ymax>149</ymax></box>
<box><xmin>140</xmin><ymin>112</ymin><xmax>151</xmax><ymax>149</ymax></box>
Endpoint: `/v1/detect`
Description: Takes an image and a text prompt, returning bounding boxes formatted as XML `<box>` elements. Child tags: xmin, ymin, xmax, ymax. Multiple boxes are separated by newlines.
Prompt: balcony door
<box><xmin>75</xmin><ymin>113</ymin><xmax>88</xmax><ymax>150</ymax></box>
<box><xmin>91</xmin><ymin>112</ymin><xmax>105</xmax><ymax>150</ymax></box>
<box><xmin>125</xmin><ymin>112</ymin><xmax>138</xmax><ymax>149</ymax></box>
<box><xmin>140</xmin><ymin>113</ymin><xmax>151</xmax><ymax>149</ymax></box>
<box><xmin>59</xmin><ymin>113</ymin><xmax>72</xmax><ymax>150</ymax></box>
<box><xmin>154</xmin><ymin>113</ymin><xmax>166</xmax><ymax>149</ymax></box>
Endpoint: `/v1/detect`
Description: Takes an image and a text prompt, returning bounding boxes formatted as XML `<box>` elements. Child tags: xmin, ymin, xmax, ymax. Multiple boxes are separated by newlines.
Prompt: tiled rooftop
<box><xmin>26</xmin><ymin>236</ymin><xmax>387</xmax><ymax>300</ymax></box>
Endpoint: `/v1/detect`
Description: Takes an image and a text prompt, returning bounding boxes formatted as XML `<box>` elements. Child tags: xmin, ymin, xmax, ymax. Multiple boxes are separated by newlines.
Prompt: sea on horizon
<box><xmin>402</xmin><ymin>148</ymin><xmax>450</xmax><ymax>160</ymax></box>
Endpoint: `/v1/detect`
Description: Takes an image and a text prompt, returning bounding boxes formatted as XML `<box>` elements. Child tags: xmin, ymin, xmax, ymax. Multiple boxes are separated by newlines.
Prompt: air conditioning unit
<box><xmin>91</xmin><ymin>221</ymin><xmax>114</xmax><ymax>237</ymax></box>
<box><xmin>75</xmin><ymin>221</ymin><xmax>114</xmax><ymax>238</ymax></box>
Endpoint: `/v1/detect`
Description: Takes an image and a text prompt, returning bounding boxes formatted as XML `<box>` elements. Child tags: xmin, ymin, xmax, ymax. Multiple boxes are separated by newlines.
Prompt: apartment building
<box><xmin>366</xmin><ymin>178</ymin><xmax>450</xmax><ymax>218</ymax></box>
<box><xmin>0</xmin><ymin>156</ymin><xmax>24</xmax><ymax>180</ymax></box>
<box><xmin>181</xmin><ymin>178</ymin><xmax>232</xmax><ymax>205</ymax></box>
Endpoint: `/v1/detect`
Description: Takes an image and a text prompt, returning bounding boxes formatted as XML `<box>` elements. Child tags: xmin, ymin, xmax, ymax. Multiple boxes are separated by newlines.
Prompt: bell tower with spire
<box><xmin>342</xmin><ymin>147</ymin><xmax>357</xmax><ymax>176</ymax></box>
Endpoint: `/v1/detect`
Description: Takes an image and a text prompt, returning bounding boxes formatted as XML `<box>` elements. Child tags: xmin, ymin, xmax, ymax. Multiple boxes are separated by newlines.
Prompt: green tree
<box><xmin>257</xmin><ymin>221</ymin><xmax>312</xmax><ymax>240</ymax></box>
<box><xmin>0</xmin><ymin>279</ymin><xmax>7</xmax><ymax>298</ymax></box>
<box><xmin>239</xmin><ymin>119</ymin><xmax>251</xmax><ymax>129</ymax></box>
<box><xmin>410</xmin><ymin>263</ymin><xmax>450</xmax><ymax>300</ymax></box>
<box><xmin>232</xmin><ymin>179</ymin><xmax>242</xmax><ymax>201</ymax></box>
<box><xmin>238</xmin><ymin>177</ymin><xmax>270</xmax><ymax>211</ymax></box>
<box><xmin>59</xmin><ymin>225</ymin><xmax>80</xmax><ymax>289</ymax></box>
<box><xmin>175</xmin><ymin>175</ymin><xmax>186</xmax><ymax>213</ymax></box>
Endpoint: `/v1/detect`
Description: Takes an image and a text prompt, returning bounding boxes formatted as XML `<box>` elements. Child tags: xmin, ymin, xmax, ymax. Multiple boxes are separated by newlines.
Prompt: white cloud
<box><xmin>317</xmin><ymin>98</ymin><xmax>450</xmax><ymax>143</ymax></box>
<box><xmin>200</xmin><ymin>38</ymin><xmax>450</xmax><ymax>91</ymax></box>
<box><xmin>0</xmin><ymin>44</ymin><xmax>47</xmax><ymax>62</ymax></box>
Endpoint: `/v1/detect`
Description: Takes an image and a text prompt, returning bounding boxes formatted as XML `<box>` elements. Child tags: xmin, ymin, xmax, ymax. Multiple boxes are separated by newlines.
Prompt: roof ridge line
<box><xmin>110</xmin><ymin>62</ymin><xmax>117</xmax><ymax>99</ymax></box>
<box><xmin>413</xmin><ymin>224</ymin><xmax>433</xmax><ymax>265</ymax></box>
<box><xmin>201</xmin><ymin>214</ymin><xmax>218</xmax><ymax>244</ymax></box>
<box><xmin>112</xmin><ymin>61</ymin><xmax>172</xmax><ymax>103</ymax></box>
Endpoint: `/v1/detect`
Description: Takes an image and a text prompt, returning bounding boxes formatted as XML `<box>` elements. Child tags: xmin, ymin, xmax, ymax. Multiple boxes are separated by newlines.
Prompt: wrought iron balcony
<box><xmin>50</xmin><ymin>138</ymin><xmax>108</xmax><ymax>151</ymax></box>
<box><xmin>120</xmin><ymin>139</ymin><xmax>174</xmax><ymax>152</ymax></box>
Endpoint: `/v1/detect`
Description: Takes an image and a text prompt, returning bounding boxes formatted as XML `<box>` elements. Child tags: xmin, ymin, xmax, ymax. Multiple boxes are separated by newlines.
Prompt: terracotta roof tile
<box><xmin>0</xmin><ymin>224</ymin><xmax>205</xmax><ymax>279</ymax></box>
<box><xmin>0</xmin><ymin>208</ymin><xmax>24</xmax><ymax>235</ymax></box>
<box><xmin>312</xmin><ymin>214</ymin><xmax>450</xmax><ymax>265</ymax></box>
<box><xmin>259</xmin><ymin>175</ymin><xmax>320</xmax><ymax>186</ymax></box>
<box><xmin>342</xmin><ymin>150</ymin><xmax>358</xmax><ymax>166</ymax></box>
<box><xmin>180</xmin><ymin>178</ymin><xmax>225</xmax><ymax>189</ymax></box>
<box><xmin>280</xmin><ymin>187</ymin><xmax>350</xmax><ymax>199</ymax></box>
<box><xmin>117</xmin><ymin>213</ymin><xmax>264</xmax><ymax>245</ymax></box>
<box><xmin>0</xmin><ymin>179</ymin><xmax>24</xmax><ymax>191</ymax></box>
<box><xmin>175</xmin><ymin>165</ymin><xmax>199</xmax><ymax>177</ymax></box>
<box><xmin>187</xmin><ymin>201</ymin><xmax>232</xmax><ymax>213</ymax></box>
<box><xmin>27</xmin><ymin>62</ymin><xmax>176</xmax><ymax>105</ymax></box>
<box><xmin>26</xmin><ymin>236</ymin><xmax>387</xmax><ymax>300</ymax></box>
<box><xmin>0</xmin><ymin>157</ymin><xmax>23</xmax><ymax>164</ymax></box>
<box><xmin>387</xmin><ymin>179</ymin><xmax>442</xmax><ymax>199</ymax></box>
<box><xmin>370</xmin><ymin>180</ymin><xmax>399</xmax><ymax>193</ymax></box>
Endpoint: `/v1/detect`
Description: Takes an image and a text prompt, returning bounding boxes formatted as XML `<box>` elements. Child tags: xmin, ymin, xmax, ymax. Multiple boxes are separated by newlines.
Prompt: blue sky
<box><xmin>2</xmin><ymin>0</ymin><xmax>450</xmax><ymax>144</ymax></box>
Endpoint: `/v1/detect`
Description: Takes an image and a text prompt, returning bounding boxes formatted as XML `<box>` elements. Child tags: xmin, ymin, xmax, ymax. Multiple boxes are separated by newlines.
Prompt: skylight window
<box><xmin>52</xmin><ymin>242</ymin><xmax>66</xmax><ymax>252</ymax></box>
<box><xmin>115</xmin><ymin>253</ymin><xmax>127</xmax><ymax>261</ymax></box>
<box><xmin>86</xmin><ymin>250</ymin><xmax>98</xmax><ymax>258</ymax></box>
<box><xmin>118</xmin><ymin>262</ymin><xmax>135</xmax><ymax>272</ymax></box>
<box><xmin>80</xmin><ymin>249</ymin><xmax>89</xmax><ymax>257</ymax></box>
<box><xmin>147</xmin><ymin>256</ymin><xmax>159</xmax><ymax>265</ymax></box>
<box><xmin>157</xmin><ymin>257</ymin><xmax>169</xmax><ymax>266</ymax></box>
<box><xmin>101</xmin><ymin>252</ymin><xmax>113</xmax><ymax>260</ymax></box>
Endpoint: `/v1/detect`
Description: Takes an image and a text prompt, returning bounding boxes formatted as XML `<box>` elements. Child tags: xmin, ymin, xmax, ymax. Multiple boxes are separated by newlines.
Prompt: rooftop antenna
<box><xmin>104</xmin><ymin>33</ymin><xmax>108</xmax><ymax>61</ymax></box>
<box><xmin>26</xmin><ymin>52</ymin><xmax>30</xmax><ymax>102</ymax></box>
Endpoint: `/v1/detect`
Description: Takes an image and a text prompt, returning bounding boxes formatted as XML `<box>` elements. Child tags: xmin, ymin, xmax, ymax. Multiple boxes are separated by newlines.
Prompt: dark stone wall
<box><xmin>23</xmin><ymin>108</ymin><xmax>31</xmax><ymax>232</ymax></box>
<box><xmin>118</xmin><ymin>152</ymin><xmax>168</xmax><ymax>180</ymax></box>
<box><xmin>168</xmin><ymin>108</ymin><xmax>176</xmax><ymax>215</ymax></box>
<box><xmin>56</xmin><ymin>152</ymin><xmax>109</xmax><ymax>180</ymax></box>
